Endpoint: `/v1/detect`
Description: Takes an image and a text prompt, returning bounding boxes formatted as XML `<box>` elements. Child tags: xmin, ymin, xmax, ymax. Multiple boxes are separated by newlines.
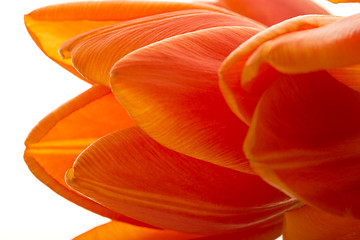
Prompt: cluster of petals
<box><xmin>24</xmin><ymin>0</ymin><xmax>360</xmax><ymax>239</ymax></box>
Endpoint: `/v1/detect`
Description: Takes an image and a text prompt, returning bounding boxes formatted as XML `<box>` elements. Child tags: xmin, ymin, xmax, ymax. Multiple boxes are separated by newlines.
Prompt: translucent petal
<box><xmin>241</xmin><ymin>14</ymin><xmax>360</xmax><ymax>89</ymax></box>
<box><xmin>61</xmin><ymin>10</ymin><xmax>262</xmax><ymax>86</ymax></box>
<box><xmin>24</xmin><ymin>85</ymin><xmax>143</xmax><ymax>224</ymax></box>
<box><xmin>111</xmin><ymin>26</ymin><xmax>260</xmax><ymax>172</ymax></box>
<box><xmin>219</xmin><ymin>0</ymin><xmax>327</xmax><ymax>26</ymax></box>
<box><xmin>284</xmin><ymin>206</ymin><xmax>360</xmax><ymax>240</ymax></box>
<box><xmin>245</xmin><ymin>71</ymin><xmax>360</xmax><ymax>219</ymax></box>
<box><xmin>66</xmin><ymin>127</ymin><xmax>298</xmax><ymax>234</ymax></box>
<box><xmin>73</xmin><ymin>221</ymin><xmax>198</xmax><ymax>240</ymax></box>
<box><xmin>24</xmin><ymin>0</ymin><xmax>235</xmax><ymax>83</ymax></box>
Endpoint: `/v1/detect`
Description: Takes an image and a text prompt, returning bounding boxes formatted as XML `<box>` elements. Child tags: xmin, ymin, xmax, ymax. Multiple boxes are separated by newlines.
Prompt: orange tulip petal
<box><xmin>219</xmin><ymin>15</ymin><xmax>341</xmax><ymax>124</ymax></box>
<box><xmin>73</xmin><ymin>221</ymin><xmax>198</xmax><ymax>240</ymax></box>
<box><xmin>244</xmin><ymin>71</ymin><xmax>360</xmax><ymax>219</ymax></box>
<box><xmin>241</xmin><ymin>13</ymin><xmax>360</xmax><ymax>89</ymax></box>
<box><xmin>24</xmin><ymin>1</ymin><xmax>237</xmax><ymax>83</ymax></box>
<box><xmin>283</xmin><ymin>206</ymin><xmax>360</xmax><ymax>240</ymax></box>
<box><xmin>66</xmin><ymin>126</ymin><xmax>297</xmax><ymax>234</ymax></box>
<box><xmin>193</xmin><ymin>221</ymin><xmax>283</xmax><ymax>240</ymax></box>
<box><xmin>328</xmin><ymin>64</ymin><xmax>360</xmax><ymax>93</ymax></box>
<box><xmin>24</xmin><ymin>85</ymin><xmax>142</xmax><ymax>224</ymax></box>
<box><xmin>110</xmin><ymin>26</ymin><xmax>263</xmax><ymax>173</ymax></box>
<box><xmin>218</xmin><ymin>0</ymin><xmax>328</xmax><ymax>26</ymax></box>
<box><xmin>60</xmin><ymin>10</ymin><xmax>262</xmax><ymax>86</ymax></box>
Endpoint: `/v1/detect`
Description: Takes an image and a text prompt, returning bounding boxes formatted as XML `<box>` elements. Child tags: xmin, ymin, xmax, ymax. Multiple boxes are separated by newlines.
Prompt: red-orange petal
<box><xmin>66</xmin><ymin>126</ymin><xmax>298</xmax><ymax>235</ymax></box>
<box><xmin>24</xmin><ymin>1</ymin><xmax>237</xmax><ymax>83</ymax></box>
<box><xmin>60</xmin><ymin>10</ymin><xmax>262</xmax><ymax>86</ymax></box>
<box><xmin>74</xmin><ymin>217</ymin><xmax>283</xmax><ymax>240</ymax></box>
<box><xmin>244</xmin><ymin>71</ymin><xmax>360</xmax><ymax>219</ymax></box>
<box><xmin>193</xmin><ymin>221</ymin><xmax>283</xmax><ymax>240</ymax></box>
<box><xmin>219</xmin><ymin>15</ymin><xmax>341</xmax><ymax>124</ymax></box>
<box><xmin>283</xmin><ymin>205</ymin><xmax>360</xmax><ymax>240</ymax></box>
<box><xmin>111</xmin><ymin>26</ymin><xmax>262</xmax><ymax>173</ymax></box>
<box><xmin>24</xmin><ymin>85</ymin><xmax>143</xmax><ymax>224</ymax></box>
<box><xmin>73</xmin><ymin>221</ymin><xmax>198</xmax><ymax>240</ymax></box>
<box><xmin>328</xmin><ymin>64</ymin><xmax>360</xmax><ymax>93</ymax></box>
<box><xmin>241</xmin><ymin>13</ymin><xmax>360</xmax><ymax>88</ymax></box>
<box><xmin>218</xmin><ymin>0</ymin><xmax>328</xmax><ymax>26</ymax></box>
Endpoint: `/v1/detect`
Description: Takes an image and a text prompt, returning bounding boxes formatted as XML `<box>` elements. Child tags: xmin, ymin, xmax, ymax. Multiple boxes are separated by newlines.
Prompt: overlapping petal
<box><xmin>66</xmin><ymin>126</ymin><xmax>297</xmax><ymax>235</ymax></box>
<box><xmin>220</xmin><ymin>14</ymin><xmax>341</xmax><ymax>92</ymax></box>
<box><xmin>73</xmin><ymin>221</ymin><xmax>198</xmax><ymax>240</ymax></box>
<box><xmin>193</xmin><ymin>221</ymin><xmax>283</xmax><ymax>240</ymax></box>
<box><xmin>283</xmin><ymin>205</ymin><xmax>360</xmax><ymax>240</ymax></box>
<box><xmin>24</xmin><ymin>85</ymin><xmax>146</xmax><ymax>225</ymax></box>
<box><xmin>219</xmin><ymin>14</ymin><xmax>360</xmax><ymax>123</ymax></box>
<box><xmin>110</xmin><ymin>26</ymin><xmax>263</xmax><ymax>173</ymax></box>
<box><xmin>329</xmin><ymin>64</ymin><xmax>360</xmax><ymax>92</ymax></box>
<box><xmin>24</xmin><ymin>0</ymin><xmax>238</xmax><ymax>83</ymax></box>
<box><xmin>74</xmin><ymin>220</ymin><xmax>283</xmax><ymax>240</ymax></box>
<box><xmin>238</xmin><ymin>13</ymin><xmax>360</xmax><ymax>90</ymax></box>
<box><xmin>244</xmin><ymin>71</ymin><xmax>360</xmax><ymax>219</ymax></box>
<box><xmin>60</xmin><ymin>10</ymin><xmax>262</xmax><ymax>86</ymax></box>
<box><xmin>218</xmin><ymin>0</ymin><xmax>328</xmax><ymax>26</ymax></box>
<box><xmin>24</xmin><ymin>1</ymin><xmax>360</xmax><ymax>239</ymax></box>
<box><xmin>218</xmin><ymin>15</ymin><xmax>341</xmax><ymax>124</ymax></box>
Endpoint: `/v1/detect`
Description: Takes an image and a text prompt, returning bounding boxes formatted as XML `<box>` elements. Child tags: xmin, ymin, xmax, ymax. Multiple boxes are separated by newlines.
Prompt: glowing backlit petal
<box><xmin>328</xmin><ymin>64</ymin><xmax>360</xmax><ymax>92</ymax></box>
<box><xmin>24</xmin><ymin>0</ymin><xmax>236</xmax><ymax>83</ymax></box>
<box><xmin>73</xmin><ymin>221</ymin><xmax>198</xmax><ymax>240</ymax></box>
<box><xmin>244</xmin><ymin>71</ymin><xmax>360</xmax><ymax>219</ymax></box>
<box><xmin>218</xmin><ymin>15</ymin><xmax>341</xmax><ymax>123</ymax></box>
<box><xmin>74</xmin><ymin>219</ymin><xmax>283</xmax><ymax>240</ymax></box>
<box><xmin>241</xmin><ymin>13</ymin><xmax>360</xmax><ymax>89</ymax></box>
<box><xmin>66</xmin><ymin>127</ymin><xmax>297</xmax><ymax>235</ymax></box>
<box><xmin>283</xmin><ymin>206</ymin><xmax>360</xmax><ymax>240</ymax></box>
<box><xmin>218</xmin><ymin>0</ymin><xmax>328</xmax><ymax>26</ymax></box>
<box><xmin>111</xmin><ymin>26</ymin><xmax>262</xmax><ymax>173</ymax></box>
<box><xmin>60</xmin><ymin>10</ymin><xmax>262</xmax><ymax>86</ymax></box>
<box><xmin>193</xmin><ymin>221</ymin><xmax>283</xmax><ymax>240</ymax></box>
<box><xmin>24</xmin><ymin>85</ymin><xmax>143</xmax><ymax>224</ymax></box>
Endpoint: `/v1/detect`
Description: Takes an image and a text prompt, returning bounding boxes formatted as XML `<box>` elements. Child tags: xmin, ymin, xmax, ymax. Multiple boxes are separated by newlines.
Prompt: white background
<box><xmin>1</xmin><ymin>0</ymin><xmax>359</xmax><ymax>239</ymax></box>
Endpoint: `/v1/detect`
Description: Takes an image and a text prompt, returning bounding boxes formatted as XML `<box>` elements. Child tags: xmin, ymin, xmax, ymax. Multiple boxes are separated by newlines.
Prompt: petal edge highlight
<box><xmin>111</xmin><ymin>26</ymin><xmax>262</xmax><ymax>173</ymax></box>
<box><xmin>66</xmin><ymin>127</ymin><xmax>297</xmax><ymax>234</ymax></box>
<box><xmin>24</xmin><ymin>85</ymin><xmax>144</xmax><ymax>224</ymax></box>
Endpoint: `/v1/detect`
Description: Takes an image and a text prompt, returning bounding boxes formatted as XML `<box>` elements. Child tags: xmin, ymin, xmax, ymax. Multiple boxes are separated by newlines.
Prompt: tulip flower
<box><xmin>219</xmin><ymin>3</ymin><xmax>360</xmax><ymax>239</ymax></box>
<box><xmin>24</xmin><ymin>0</ymin><xmax>359</xmax><ymax>239</ymax></box>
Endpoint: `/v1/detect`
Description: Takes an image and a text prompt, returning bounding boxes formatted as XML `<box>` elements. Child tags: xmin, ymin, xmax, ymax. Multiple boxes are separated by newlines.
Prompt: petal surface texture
<box><xmin>24</xmin><ymin>85</ymin><xmax>145</xmax><ymax>225</ymax></box>
<box><xmin>192</xmin><ymin>223</ymin><xmax>283</xmax><ymax>240</ymax></box>
<box><xmin>61</xmin><ymin>10</ymin><xmax>262</xmax><ymax>86</ymax></box>
<box><xmin>24</xmin><ymin>0</ymin><xmax>237</xmax><ymax>82</ymax></box>
<box><xmin>111</xmin><ymin>26</ymin><xmax>262</xmax><ymax>173</ymax></box>
<box><xmin>66</xmin><ymin>126</ymin><xmax>297</xmax><ymax>235</ymax></box>
<box><xmin>218</xmin><ymin>0</ymin><xmax>327</xmax><ymax>26</ymax></box>
<box><xmin>283</xmin><ymin>206</ymin><xmax>360</xmax><ymax>240</ymax></box>
<box><xmin>73</xmin><ymin>221</ymin><xmax>198</xmax><ymax>240</ymax></box>
<box><xmin>240</xmin><ymin>13</ymin><xmax>360</xmax><ymax>88</ymax></box>
<box><xmin>218</xmin><ymin>15</ymin><xmax>341</xmax><ymax>123</ymax></box>
<box><xmin>244</xmin><ymin>71</ymin><xmax>360</xmax><ymax>218</ymax></box>
<box><xmin>74</xmin><ymin>220</ymin><xmax>283</xmax><ymax>240</ymax></box>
